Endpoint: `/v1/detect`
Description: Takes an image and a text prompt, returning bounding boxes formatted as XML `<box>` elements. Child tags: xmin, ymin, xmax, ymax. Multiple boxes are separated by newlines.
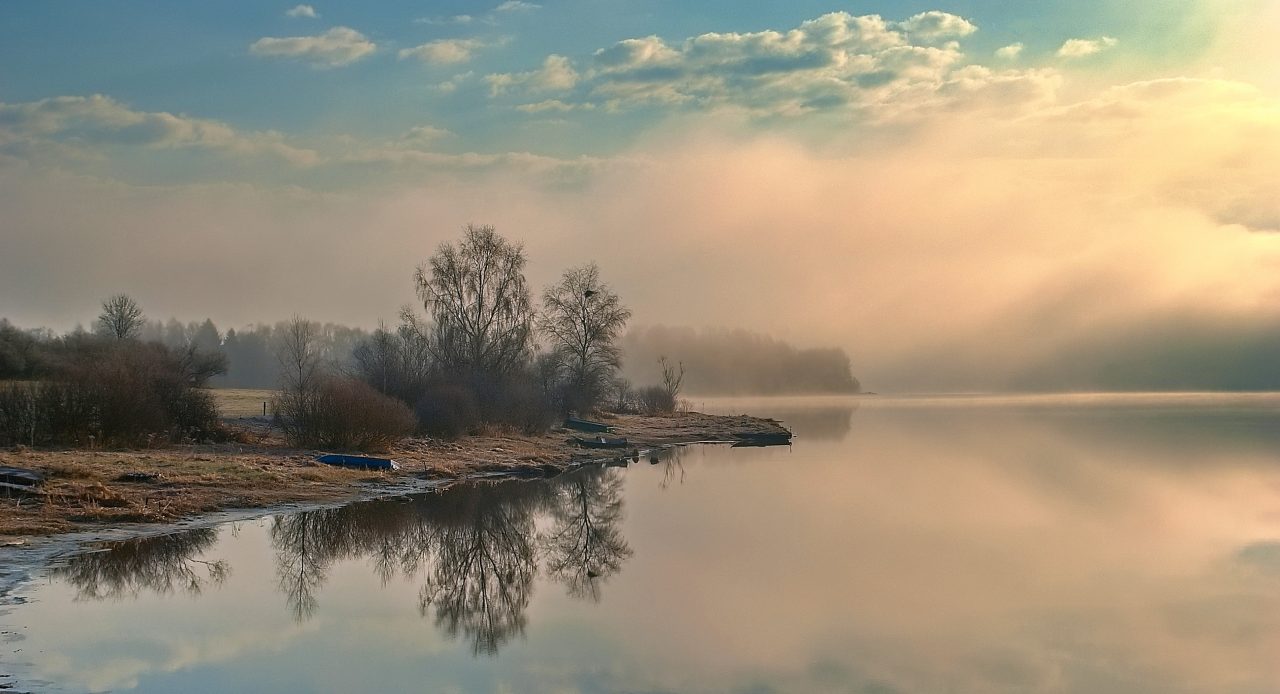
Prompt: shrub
<box><xmin>492</xmin><ymin>378</ymin><xmax>557</xmax><ymax>434</ymax></box>
<box><xmin>276</xmin><ymin>376</ymin><xmax>415</xmax><ymax>452</ymax></box>
<box><xmin>636</xmin><ymin>385</ymin><xmax>675</xmax><ymax>415</ymax></box>
<box><xmin>603</xmin><ymin>377</ymin><xmax>636</xmax><ymax>414</ymax></box>
<box><xmin>0</xmin><ymin>339</ymin><xmax>225</xmax><ymax>447</ymax></box>
<box><xmin>414</xmin><ymin>383</ymin><xmax>481</xmax><ymax>439</ymax></box>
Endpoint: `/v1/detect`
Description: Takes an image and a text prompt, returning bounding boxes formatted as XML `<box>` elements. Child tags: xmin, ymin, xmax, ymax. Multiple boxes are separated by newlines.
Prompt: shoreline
<box><xmin>0</xmin><ymin>410</ymin><xmax>789</xmax><ymax>540</ymax></box>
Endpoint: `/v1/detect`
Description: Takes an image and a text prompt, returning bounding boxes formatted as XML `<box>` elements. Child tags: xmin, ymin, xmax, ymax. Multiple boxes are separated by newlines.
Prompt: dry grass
<box><xmin>0</xmin><ymin>409</ymin><xmax>789</xmax><ymax>538</ymax></box>
<box><xmin>210</xmin><ymin>388</ymin><xmax>276</xmax><ymax>418</ymax></box>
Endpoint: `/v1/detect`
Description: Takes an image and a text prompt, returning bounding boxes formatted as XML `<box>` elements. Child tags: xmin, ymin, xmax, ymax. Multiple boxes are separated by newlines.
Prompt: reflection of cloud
<box><xmin>34</xmin><ymin>622</ymin><xmax>320</xmax><ymax>692</ymax></box>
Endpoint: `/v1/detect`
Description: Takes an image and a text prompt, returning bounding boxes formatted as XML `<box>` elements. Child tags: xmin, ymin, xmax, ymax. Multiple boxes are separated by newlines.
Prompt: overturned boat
<box><xmin>732</xmin><ymin>430</ymin><xmax>793</xmax><ymax>446</ymax></box>
<box><xmin>564</xmin><ymin>416</ymin><xmax>614</xmax><ymax>433</ymax></box>
<box><xmin>570</xmin><ymin>435</ymin><xmax>630</xmax><ymax>449</ymax></box>
<box><xmin>315</xmin><ymin>454</ymin><xmax>400</xmax><ymax>470</ymax></box>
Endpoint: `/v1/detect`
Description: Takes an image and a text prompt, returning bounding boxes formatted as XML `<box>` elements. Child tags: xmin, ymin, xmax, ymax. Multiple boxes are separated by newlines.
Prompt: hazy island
<box><xmin>0</xmin><ymin>225</ymin><xmax>857</xmax><ymax>538</ymax></box>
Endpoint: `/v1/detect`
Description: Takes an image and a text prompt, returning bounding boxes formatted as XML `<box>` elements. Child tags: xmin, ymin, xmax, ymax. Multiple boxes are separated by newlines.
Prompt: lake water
<box><xmin>4</xmin><ymin>394</ymin><xmax>1280</xmax><ymax>693</ymax></box>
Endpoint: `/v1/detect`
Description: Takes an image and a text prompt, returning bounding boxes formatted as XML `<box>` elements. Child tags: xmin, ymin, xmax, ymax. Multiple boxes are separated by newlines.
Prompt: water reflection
<box><xmin>268</xmin><ymin>466</ymin><xmax>631</xmax><ymax>654</ymax></box>
<box><xmin>52</xmin><ymin>528</ymin><xmax>230</xmax><ymax>601</ymax></box>
<box><xmin>544</xmin><ymin>469</ymin><xmax>632</xmax><ymax>601</ymax></box>
<box><xmin>20</xmin><ymin>396</ymin><xmax>1280</xmax><ymax>694</ymax></box>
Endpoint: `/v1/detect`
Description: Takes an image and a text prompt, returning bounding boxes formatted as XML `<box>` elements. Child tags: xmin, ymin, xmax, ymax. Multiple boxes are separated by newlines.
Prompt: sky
<box><xmin>1</xmin><ymin>0</ymin><xmax>1279</xmax><ymax>391</ymax></box>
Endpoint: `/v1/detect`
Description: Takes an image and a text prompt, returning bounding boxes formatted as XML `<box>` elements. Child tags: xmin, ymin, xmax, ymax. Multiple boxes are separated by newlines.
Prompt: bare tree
<box><xmin>97</xmin><ymin>294</ymin><xmax>145</xmax><ymax>340</ymax></box>
<box><xmin>275</xmin><ymin>316</ymin><xmax>322</xmax><ymax>395</ymax></box>
<box><xmin>273</xmin><ymin>316</ymin><xmax>324</xmax><ymax>439</ymax></box>
<box><xmin>538</xmin><ymin>263</ymin><xmax>632</xmax><ymax>412</ymax></box>
<box><xmin>414</xmin><ymin>225</ymin><xmax>534</xmax><ymax>381</ymax></box>
<box><xmin>660</xmin><ymin>355</ymin><xmax>685</xmax><ymax>402</ymax></box>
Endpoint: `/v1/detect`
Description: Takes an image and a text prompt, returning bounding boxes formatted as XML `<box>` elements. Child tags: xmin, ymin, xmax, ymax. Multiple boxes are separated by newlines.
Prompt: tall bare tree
<box><xmin>97</xmin><ymin>293</ymin><xmax>145</xmax><ymax>340</ymax></box>
<box><xmin>538</xmin><ymin>263</ymin><xmax>631</xmax><ymax>412</ymax></box>
<box><xmin>414</xmin><ymin>225</ymin><xmax>534</xmax><ymax>380</ymax></box>
<box><xmin>275</xmin><ymin>315</ymin><xmax>322</xmax><ymax>395</ymax></box>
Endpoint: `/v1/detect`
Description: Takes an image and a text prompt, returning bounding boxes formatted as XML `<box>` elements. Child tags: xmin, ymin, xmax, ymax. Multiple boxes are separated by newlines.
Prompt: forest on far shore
<box><xmin>0</xmin><ymin>318</ymin><xmax>860</xmax><ymax>396</ymax></box>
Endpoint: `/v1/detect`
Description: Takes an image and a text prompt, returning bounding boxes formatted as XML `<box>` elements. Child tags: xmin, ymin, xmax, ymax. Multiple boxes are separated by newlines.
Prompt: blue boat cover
<box><xmin>315</xmin><ymin>454</ymin><xmax>399</xmax><ymax>470</ymax></box>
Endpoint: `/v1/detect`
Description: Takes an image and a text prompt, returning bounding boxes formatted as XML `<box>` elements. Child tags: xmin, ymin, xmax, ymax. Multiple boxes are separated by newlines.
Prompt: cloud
<box><xmin>1057</xmin><ymin>36</ymin><xmax>1118</xmax><ymax>58</ymax></box>
<box><xmin>9</xmin><ymin>70</ymin><xmax>1280</xmax><ymax>391</ymax></box>
<box><xmin>0</xmin><ymin>94</ymin><xmax>319</xmax><ymax>166</ymax></box>
<box><xmin>414</xmin><ymin>14</ymin><xmax>474</xmax><ymax>25</ymax></box>
<box><xmin>285</xmin><ymin>4</ymin><xmax>317</xmax><ymax>19</ymax></box>
<box><xmin>515</xmin><ymin>99</ymin><xmax>594</xmax><ymax>113</ymax></box>
<box><xmin>485</xmin><ymin>11</ymin><xmax>1050</xmax><ymax>119</ymax></box>
<box><xmin>897</xmin><ymin>11</ymin><xmax>977</xmax><ymax>42</ymax></box>
<box><xmin>485</xmin><ymin>54</ymin><xmax>579</xmax><ymax>95</ymax></box>
<box><xmin>249</xmin><ymin>26</ymin><xmax>375</xmax><ymax>67</ymax></box>
<box><xmin>494</xmin><ymin>1</ymin><xmax>540</xmax><ymax>11</ymax></box>
<box><xmin>398</xmin><ymin>125</ymin><xmax>453</xmax><ymax>148</ymax></box>
<box><xmin>430</xmin><ymin>71</ymin><xmax>474</xmax><ymax>93</ymax></box>
<box><xmin>995</xmin><ymin>43</ymin><xmax>1023</xmax><ymax>60</ymax></box>
<box><xmin>398</xmin><ymin>38</ymin><xmax>486</xmax><ymax>65</ymax></box>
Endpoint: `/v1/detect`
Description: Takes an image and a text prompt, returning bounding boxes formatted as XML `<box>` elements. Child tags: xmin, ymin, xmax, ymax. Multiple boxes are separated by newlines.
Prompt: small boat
<box><xmin>315</xmin><ymin>454</ymin><xmax>400</xmax><ymax>470</ymax></box>
<box><xmin>732</xmin><ymin>431</ymin><xmax>793</xmax><ymax>445</ymax></box>
<box><xmin>732</xmin><ymin>439</ymin><xmax>792</xmax><ymax>448</ymax></box>
<box><xmin>0</xmin><ymin>465</ymin><xmax>45</xmax><ymax>487</ymax></box>
<box><xmin>570</xmin><ymin>436</ymin><xmax>630</xmax><ymax>449</ymax></box>
<box><xmin>564</xmin><ymin>416</ymin><xmax>614</xmax><ymax>433</ymax></box>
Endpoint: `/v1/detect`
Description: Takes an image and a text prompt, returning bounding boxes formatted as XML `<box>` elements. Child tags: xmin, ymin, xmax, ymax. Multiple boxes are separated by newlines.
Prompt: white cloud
<box><xmin>996</xmin><ymin>43</ymin><xmax>1024</xmax><ymax>60</ymax></box>
<box><xmin>898</xmin><ymin>11</ymin><xmax>977</xmax><ymax>42</ymax></box>
<box><xmin>527</xmin><ymin>10</ymin><xmax>1055</xmax><ymax>119</ymax></box>
<box><xmin>516</xmin><ymin>99</ymin><xmax>595</xmax><ymax>113</ymax></box>
<box><xmin>285</xmin><ymin>4</ymin><xmax>317</xmax><ymax>19</ymax></box>
<box><xmin>485</xmin><ymin>54</ymin><xmax>579</xmax><ymax>95</ymax></box>
<box><xmin>1057</xmin><ymin>36</ymin><xmax>1118</xmax><ymax>58</ymax></box>
<box><xmin>414</xmin><ymin>14</ymin><xmax>474</xmax><ymax>25</ymax></box>
<box><xmin>399</xmin><ymin>125</ymin><xmax>453</xmax><ymax>148</ymax></box>
<box><xmin>398</xmin><ymin>38</ymin><xmax>486</xmax><ymax>65</ymax></box>
<box><xmin>495</xmin><ymin>1</ymin><xmax>540</xmax><ymax>11</ymax></box>
<box><xmin>430</xmin><ymin>71</ymin><xmax>474</xmax><ymax>93</ymax></box>
<box><xmin>249</xmin><ymin>26</ymin><xmax>375</xmax><ymax>67</ymax></box>
<box><xmin>0</xmin><ymin>94</ymin><xmax>319</xmax><ymax>166</ymax></box>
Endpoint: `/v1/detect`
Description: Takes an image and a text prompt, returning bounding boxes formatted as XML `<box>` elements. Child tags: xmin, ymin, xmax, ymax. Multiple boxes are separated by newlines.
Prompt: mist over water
<box><xmin>5</xmin><ymin>394</ymin><xmax>1280</xmax><ymax>693</ymax></box>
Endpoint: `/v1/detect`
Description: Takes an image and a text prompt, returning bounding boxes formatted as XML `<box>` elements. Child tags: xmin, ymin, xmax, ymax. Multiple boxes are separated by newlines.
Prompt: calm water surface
<box><xmin>5</xmin><ymin>394</ymin><xmax>1280</xmax><ymax>693</ymax></box>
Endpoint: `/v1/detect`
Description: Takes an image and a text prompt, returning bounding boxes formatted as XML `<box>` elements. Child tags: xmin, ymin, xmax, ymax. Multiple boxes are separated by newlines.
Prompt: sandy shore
<box><xmin>0</xmin><ymin>411</ymin><xmax>789</xmax><ymax>538</ymax></box>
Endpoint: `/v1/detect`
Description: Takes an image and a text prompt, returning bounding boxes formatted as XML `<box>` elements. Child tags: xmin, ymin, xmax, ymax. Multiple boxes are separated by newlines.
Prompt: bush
<box><xmin>492</xmin><ymin>378</ymin><xmax>557</xmax><ymax>434</ymax></box>
<box><xmin>0</xmin><ymin>340</ymin><xmax>224</xmax><ymax>447</ymax></box>
<box><xmin>636</xmin><ymin>385</ymin><xmax>675</xmax><ymax>415</ymax></box>
<box><xmin>277</xmin><ymin>377</ymin><xmax>415</xmax><ymax>452</ymax></box>
<box><xmin>414</xmin><ymin>383</ymin><xmax>481</xmax><ymax>439</ymax></box>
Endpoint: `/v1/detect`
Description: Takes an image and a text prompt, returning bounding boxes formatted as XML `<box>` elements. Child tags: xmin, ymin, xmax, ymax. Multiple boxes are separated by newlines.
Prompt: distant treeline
<box><xmin>0</xmin><ymin>318</ymin><xmax>366</xmax><ymax>389</ymax></box>
<box><xmin>2</xmin><ymin>318</ymin><xmax>861</xmax><ymax>395</ymax></box>
<box><xmin>621</xmin><ymin>325</ymin><xmax>860</xmax><ymax>395</ymax></box>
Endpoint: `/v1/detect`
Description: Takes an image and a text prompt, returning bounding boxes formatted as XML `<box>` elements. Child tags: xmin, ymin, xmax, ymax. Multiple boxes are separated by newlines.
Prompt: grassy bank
<box><xmin>0</xmin><ymin>389</ymin><xmax>788</xmax><ymax>537</ymax></box>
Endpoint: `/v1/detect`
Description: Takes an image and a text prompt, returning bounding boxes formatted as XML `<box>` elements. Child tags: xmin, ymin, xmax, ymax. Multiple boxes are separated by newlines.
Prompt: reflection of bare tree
<box><xmin>418</xmin><ymin>483</ymin><xmax>542</xmax><ymax>655</ymax></box>
<box><xmin>659</xmin><ymin>446</ymin><xmax>686</xmax><ymax>489</ymax></box>
<box><xmin>542</xmin><ymin>467</ymin><xmax>632</xmax><ymax>602</ymax></box>
<box><xmin>265</xmin><ymin>470</ymin><xmax>632</xmax><ymax>655</ymax></box>
<box><xmin>271</xmin><ymin>514</ymin><xmax>328</xmax><ymax>621</ymax></box>
<box><xmin>52</xmin><ymin>528</ymin><xmax>229</xmax><ymax>601</ymax></box>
